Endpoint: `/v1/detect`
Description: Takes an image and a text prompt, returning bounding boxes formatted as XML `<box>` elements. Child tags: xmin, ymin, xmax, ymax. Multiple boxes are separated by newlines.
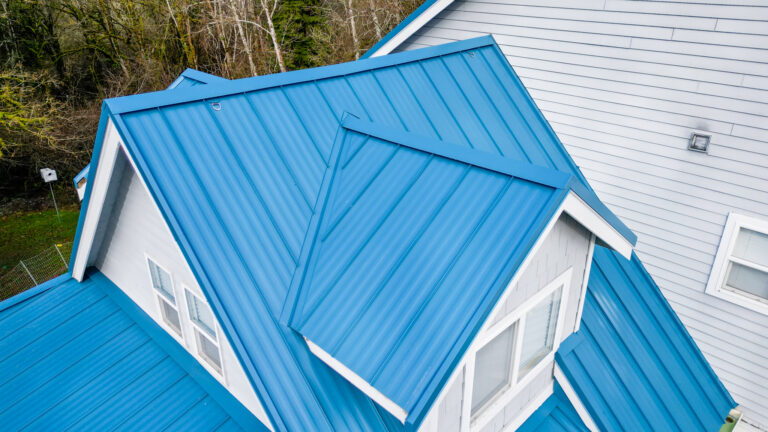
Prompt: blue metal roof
<box><xmin>290</xmin><ymin>116</ymin><xmax>569</xmax><ymax>426</ymax></box>
<box><xmin>168</xmin><ymin>68</ymin><xmax>229</xmax><ymax>89</ymax></box>
<box><xmin>73</xmin><ymin>164</ymin><xmax>89</xmax><ymax>187</ymax></box>
<box><xmin>0</xmin><ymin>272</ymin><xmax>266</xmax><ymax>431</ymax></box>
<box><xmin>556</xmin><ymin>246</ymin><xmax>736</xmax><ymax>431</ymax></box>
<box><xmin>517</xmin><ymin>383</ymin><xmax>589</xmax><ymax>432</ymax></box>
<box><xmin>69</xmin><ymin>37</ymin><xmax>636</xmax><ymax>431</ymax></box>
<box><xmin>71</xmin><ymin>69</ymin><xmax>225</xmax><ymax>191</ymax></box>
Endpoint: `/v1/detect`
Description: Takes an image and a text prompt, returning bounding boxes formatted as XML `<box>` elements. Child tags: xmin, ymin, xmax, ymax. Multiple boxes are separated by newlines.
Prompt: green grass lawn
<box><xmin>0</xmin><ymin>205</ymin><xmax>80</xmax><ymax>273</ymax></box>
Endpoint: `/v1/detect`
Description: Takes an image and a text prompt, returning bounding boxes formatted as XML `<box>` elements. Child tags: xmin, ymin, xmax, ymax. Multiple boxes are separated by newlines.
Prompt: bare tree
<box><xmin>345</xmin><ymin>0</ymin><xmax>359</xmax><ymax>59</ymax></box>
<box><xmin>259</xmin><ymin>0</ymin><xmax>286</xmax><ymax>72</ymax></box>
<box><xmin>229</xmin><ymin>0</ymin><xmax>257</xmax><ymax>76</ymax></box>
<box><xmin>368</xmin><ymin>0</ymin><xmax>382</xmax><ymax>40</ymax></box>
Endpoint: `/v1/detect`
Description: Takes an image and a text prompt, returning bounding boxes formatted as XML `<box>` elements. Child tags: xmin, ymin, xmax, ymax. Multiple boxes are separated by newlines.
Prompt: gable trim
<box><xmin>305</xmin><ymin>338</ymin><xmax>409</xmax><ymax>423</ymax></box>
<box><xmin>71</xmin><ymin>117</ymin><xmax>124</xmax><ymax>280</ymax></box>
<box><xmin>362</xmin><ymin>0</ymin><xmax>455</xmax><ymax>58</ymax></box>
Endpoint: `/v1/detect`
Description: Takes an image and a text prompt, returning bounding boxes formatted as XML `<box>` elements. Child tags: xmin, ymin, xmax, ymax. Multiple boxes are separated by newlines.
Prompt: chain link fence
<box><xmin>0</xmin><ymin>242</ymin><xmax>72</xmax><ymax>301</ymax></box>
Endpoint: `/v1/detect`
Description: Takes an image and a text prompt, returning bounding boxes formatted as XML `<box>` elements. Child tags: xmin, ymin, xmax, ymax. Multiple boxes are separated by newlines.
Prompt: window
<box><xmin>147</xmin><ymin>258</ymin><xmax>182</xmax><ymax>337</ymax></box>
<box><xmin>471</xmin><ymin>324</ymin><xmax>516</xmax><ymax>414</ymax></box>
<box><xmin>518</xmin><ymin>287</ymin><xmax>562</xmax><ymax>377</ymax></box>
<box><xmin>707</xmin><ymin>213</ymin><xmax>768</xmax><ymax>314</ymax></box>
<box><xmin>185</xmin><ymin>288</ymin><xmax>223</xmax><ymax>375</ymax></box>
<box><xmin>468</xmin><ymin>270</ymin><xmax>569</xmax><ymax>422</ymax></box>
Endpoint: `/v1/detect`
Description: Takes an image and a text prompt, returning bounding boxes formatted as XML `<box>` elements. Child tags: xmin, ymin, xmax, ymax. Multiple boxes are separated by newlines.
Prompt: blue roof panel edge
<box><xmin>0</xmin><ymin>272</ymin><xmax>72</xmax><ymax>312</ymax></box>
<box><xmin>105</xmin><ymin>36</ymin><xmax>496</xmax><ymax>115</ymax></box>
<box><xmin>87</xmin><ymin>269</ymin><xmax>269</xmax><ymax>431</ymax></box>
<box><xmin>281</xmin><ymin>113</ymin><xmax>355</xmax><ymax>325</ymax></box>
<box><xmin>73</xmin><ymin>164</ymin><xmax>90</xmax><ymax>186</ymax></box>
<box><xmin>168</xmin><ymin>68</ymin><xmax>230</xmax><ymax>89</ymax></box>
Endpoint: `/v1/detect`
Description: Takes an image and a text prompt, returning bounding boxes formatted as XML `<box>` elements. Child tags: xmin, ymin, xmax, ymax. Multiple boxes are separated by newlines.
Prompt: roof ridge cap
<box><xmin>341</xmin><ymin>115</ymin><xmax>572</xmax><ymax>190</ymax></box>
<box><xmin>105</xmin><ymin>36</ymin><xmax>496</xmax><ymax>115</ymax></box>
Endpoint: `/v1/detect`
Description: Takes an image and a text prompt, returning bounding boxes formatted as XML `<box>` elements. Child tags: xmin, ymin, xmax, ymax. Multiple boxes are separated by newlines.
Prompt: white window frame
<box><xmin>145</xmin><ymin>255</ymin><xmax>184</xmax><ymax>341</ymax></box>
<box><xmin>706</xmin><ymin>213</ymin><xmax>768</xmax><ymax>315</ymax></box>
<box><xmin>465</xmin><ymin>268</ymin><xmax>571</xmax><ymax>431</ymax></box>
<box><xmin>184</xmin><ymin>286</ymin><xmax>226</xmax><ymax>379</ymax></box>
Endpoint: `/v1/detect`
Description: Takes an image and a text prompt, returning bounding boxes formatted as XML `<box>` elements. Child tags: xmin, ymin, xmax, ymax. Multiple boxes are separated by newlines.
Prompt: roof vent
<box><xmin>688</xmin><ymin>131</ymin><xmax>710</xmax><ymax>153</ymax></box>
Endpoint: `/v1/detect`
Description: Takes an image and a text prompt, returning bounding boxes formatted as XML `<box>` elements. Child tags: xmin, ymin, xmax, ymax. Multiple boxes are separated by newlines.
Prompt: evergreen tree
<box><xmin>274</xmin><ymin>0</ymin><xmax>325</xmax><ymax>70</ymax></box>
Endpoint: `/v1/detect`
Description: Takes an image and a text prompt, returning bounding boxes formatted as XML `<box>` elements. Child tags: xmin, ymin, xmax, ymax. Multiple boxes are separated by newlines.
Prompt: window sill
<box><xmin>705</xmin><ymin>286</ymin><xmax>768</xmax><ymax>316</ymax></box>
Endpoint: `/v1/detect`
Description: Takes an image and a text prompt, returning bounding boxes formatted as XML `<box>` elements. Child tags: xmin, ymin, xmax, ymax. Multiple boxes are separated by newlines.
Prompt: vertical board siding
<box><xmin>398</xmin><ymin>0</ymin><xmax>768</xmax><ymax>427</ymax></box>
<box><xmin>93</xmin><ymin>155</ymin><xmax>269</xmax><ymax>425</ymax></box>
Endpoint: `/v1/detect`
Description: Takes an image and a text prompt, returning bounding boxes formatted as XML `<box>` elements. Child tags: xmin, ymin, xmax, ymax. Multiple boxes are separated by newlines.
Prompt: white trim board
<box><xmin>554</xmin><ymin>364</ymin><xmax>599</xmax><ymax>432</ymax></box>
<box><xmin>368</xmin><ymin>0</ymin><xmax>455</xmax><ymax>57</ymax></box>
<box><xmin>705</xmin><ymin>212</ymin><xmax>768</xmax><ymax>315</ymax></box>
<box><xmin>502</xmin><ymin>383</ymin><xmax>555</xmax><ymax>432</ymax></box>
<box><xmin>71</xmin><ymin>120</ymin><xmax>123</xmax><ymax>280</ymax></box>
<box><xmin>563</xmin><ymin>192</ymin><xmax>633</xmax><ymax>260</ymax></box>
<box><xmin>574</xmin><ymin>234</ymin><xmax>596</xmax><ymax>332</ymax></box>
<box><xmin>468</xmin><ymin>268</ymin><xmax>572</xmax><ymax>432</ymax></box>
<box><xmin>304</xmin><ymin>338</ymin><xmax>409</xmax><ymax>423</ymax></box>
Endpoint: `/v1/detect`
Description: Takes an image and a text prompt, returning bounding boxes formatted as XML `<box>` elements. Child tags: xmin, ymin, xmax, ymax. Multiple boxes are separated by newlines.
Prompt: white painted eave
<box><xmin>563</xmin><ymin>192</ymin><xmax>633</xmax><ymax>259</ymax></box>
<box><xmin>304</xmin><ymin>337</ymin><xmax>409</xmax><ymax>423</ymax></box>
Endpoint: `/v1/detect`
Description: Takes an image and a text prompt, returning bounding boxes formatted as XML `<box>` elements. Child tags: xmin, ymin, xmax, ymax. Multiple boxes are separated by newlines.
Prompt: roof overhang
<box><xmin>562</xmin><ymin>191</ymin><xmax>633</xmax><ymax>259</ymax></box>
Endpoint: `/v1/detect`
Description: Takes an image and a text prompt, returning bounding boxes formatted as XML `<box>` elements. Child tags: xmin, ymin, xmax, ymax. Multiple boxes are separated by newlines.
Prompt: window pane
<box><xmin>186</xmin><ymin>291</ymin><xmax>217</xmax><ymax>338</ymax></box>
<box><xmin>519</xmin><ymin>287</ymin><xmax>562</xmax><ymax>377</ymax></box>
<box><xmin>197</xmin><ymin>330</ymin><xmax>222</xmax><ymax>373</ymax></box>
<box><xmin>725</xmin><ymin>262</ymin><xmax>768</xmax><ymax>301</ymax></box>
<box><xmin>732</xmin><ymin>228</ymin><xmax>768</xmax><ymax>268</ymax></box>
<box><xmin>148</xmin><ymin>260</ymin><xmax>174</xmax><ymax>302</ymax></box>
<box><xmin>471</xmin><ymin>324</ymin><xmax>515</xmax><ymax>414</ymax></box>
<box><xmin>160</xmin><ymin>298</ymin><xmax>182</xmax><ymax>336</ymax></box>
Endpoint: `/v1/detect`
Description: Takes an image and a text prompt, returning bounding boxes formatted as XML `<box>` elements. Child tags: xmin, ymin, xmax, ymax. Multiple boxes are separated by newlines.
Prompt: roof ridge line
<box><xmin>340</xmin><ymin>115</ymin><xmax>572</xmax><ymax>190</ymax></box>
<box><xmin>105</xmin><ymin>36</ymin><xmax>496</xmax><ymax>115</ymax></box>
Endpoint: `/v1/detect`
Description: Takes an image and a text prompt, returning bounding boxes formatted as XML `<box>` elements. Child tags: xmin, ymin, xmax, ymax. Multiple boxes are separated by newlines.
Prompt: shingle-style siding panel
<box><xmin>93</xmin><ymin>153</ymin><xmax>269</xmax><ymax>426</ymax></box>
<box><xmin>398</xmin><ymin>1</ymin><xmax>768</xmax><ymax>427</ymax></box>
<box><xmin>491</xmin><ymin>214</ymin><xmax>591</xmax><ymax>332</ymax></box>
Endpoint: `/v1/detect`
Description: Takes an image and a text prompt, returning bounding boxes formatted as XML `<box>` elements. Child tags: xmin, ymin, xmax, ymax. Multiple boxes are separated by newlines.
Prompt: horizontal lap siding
<box><xmin>398</xmin><ymin>0</ymin><xmax>768</xmax><ymax>428</ymax></box>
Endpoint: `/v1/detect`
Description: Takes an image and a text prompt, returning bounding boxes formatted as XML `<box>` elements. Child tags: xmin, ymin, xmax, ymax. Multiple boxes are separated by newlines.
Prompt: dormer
<box><xmin>288</xmin><ymin>116</ymin><xmax>634</xmax><ymax>430</ymax></box>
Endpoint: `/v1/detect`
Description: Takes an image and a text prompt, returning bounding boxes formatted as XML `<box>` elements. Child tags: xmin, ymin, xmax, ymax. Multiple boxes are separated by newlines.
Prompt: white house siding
<box><xmin>419</xmin><ymin>214</ymin><xmax>592</xmax><ymax>432</ymax></box>
<box><xmin>91</xmin><ymin>150</ymin><xmax>271</xmax><ymax>428</ymax></box>
<box><xmin>396</xmin><ymin>1</ymin><xmax>768</xmax><ymax>427</ymax></box>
